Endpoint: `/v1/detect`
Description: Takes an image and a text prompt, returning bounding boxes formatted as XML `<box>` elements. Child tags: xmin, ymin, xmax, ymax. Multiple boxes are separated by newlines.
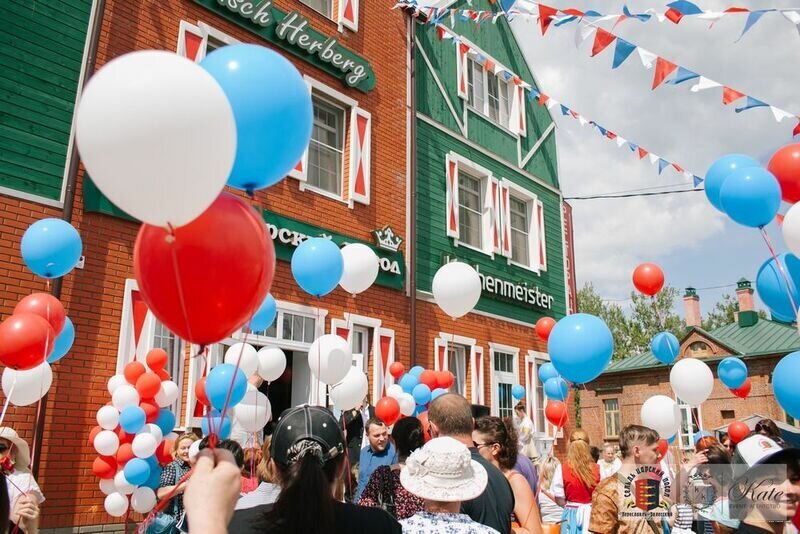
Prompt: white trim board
<box><xmin>416</xmin><ymin>37</ymin><xmax>466</xmax><ymax>136</ymax></box>
<box><xmin>438</xmin><ymin>332</ymin><xmax>477</xmax><ymax>346</ymax></box>
<box><xmin>520</xmin><ymin>122</ymin><xmax>555</xmax><ymax>168</ymax></box>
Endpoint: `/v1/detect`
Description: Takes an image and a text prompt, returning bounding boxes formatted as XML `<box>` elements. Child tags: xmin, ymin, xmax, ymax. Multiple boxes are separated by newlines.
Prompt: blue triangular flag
<box><xmin>502</xmin><ymin>71</ymin><xmax>514</xmax><ymax>81</ymax></box>
<box><xmin>735</xmin><ymin>96</ymin><xmax>769</xmax><ymax>113</ymax></box>
<box><xmin>596</xmin><ymin>125</ymin><xmax>608</xmax><ymax>136</ymax></box>
<box><xmin>736</xmin><ymin>10</ymin><xmax>768</xmax><ymax>41</ymax></box>
<box><xmin>554</xmin><ymin>16</ymin><xmax>578</xmax><ymax>27</ymax></box>
<box><xmin>658</xmin><ymin>158</ymin><xmax>669</xmax><ymax>174</ymax></box>
<box><xmin>623</xmin><ymin>5</ymin><xmax>652</xmax><ymax>22</ymax></box>
<box><xmin>667</xmin><ymin>66</ymin><xmax>700</xmax><ymax>85</ymax></box>
<box><xmin>693</xmin><ymin>175</ymin><xmax>704</xmax><ymax>188</ymax></box>
<box><xmin>584</xmin><ymin>10</ymin><xmax>602</xmax><ymax>17</ymax></box>
<box><xmin>500</xmin><ymin>0</ymin><xmax>516</xmax><ymax>12</ymax></box>
<box><xmin>666</xmin><ymin>1</ymin><xmax>703</xmax><ymax>15</ymax></box>
<box><xmin>560</xmin><ymin>105</ymin><xmax>570</xmax><ymax>116</ymax></box>
<box><xmin>628</xmin><ymin>142</ymin><xmax>638</xmax><ymax>152</ymax></box>
<box><xmin>528</xmin><ymin>88</ymin><xmax>540</xmax><ymax>101</ymax></box>
<box><xmin>612</xmin><ymin>38</ymin><xmax>637</xmax><ymax>69</ymax></box>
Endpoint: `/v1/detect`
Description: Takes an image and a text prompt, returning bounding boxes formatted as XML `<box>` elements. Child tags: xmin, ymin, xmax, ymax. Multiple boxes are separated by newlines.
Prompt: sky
<box><xmin>504</xmin><ymin>1</ymin><xmax>800</xmax><ymax>317</ymax></box>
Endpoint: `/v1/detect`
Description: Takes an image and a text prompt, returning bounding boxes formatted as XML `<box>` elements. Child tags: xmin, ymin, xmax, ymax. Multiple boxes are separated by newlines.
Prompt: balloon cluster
<box><xmin>375</xmin><ymin>363</ymin><xmax>455</xmax><ymax>431</ymax></box>
<box><xmin>538</xmin><ymin>363</ymin><xmax>570</xmax><ymax>428</ymax></box>
<box><xmin>91</xmin><ymin>350</ymin><xmax>180</xmax><ymax>517</ymax></box>
<box><xmin>291</xmin><ymin>239</ymin><xmax>380</xmax><ymax>299</ymax></box>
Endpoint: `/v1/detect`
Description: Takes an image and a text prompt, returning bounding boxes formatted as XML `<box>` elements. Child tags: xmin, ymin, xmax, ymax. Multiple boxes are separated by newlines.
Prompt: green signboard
<box><xmin>193</xmin><ymin>0</ymin><xmax>375</xmax><ymax>92</ymax></box>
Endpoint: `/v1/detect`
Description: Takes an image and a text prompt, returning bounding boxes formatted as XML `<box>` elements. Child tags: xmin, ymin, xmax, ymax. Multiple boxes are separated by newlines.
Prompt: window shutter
<box><xmin>500</xmin><ymin>182</ymin><xmax>513</xmax><ymax>258</ymax></box>
<box><xmin>456</xmin><ymin>43</ymin><xmax>470</xmax><ymax>99</ymax></box>
<box><xmin>188</xmin><ymin>347</ymin><xmax>210</xmax><ymax>428</ymax></box>
<box><xmin>348</xmin><ymin>107</ymin><xmax>371</xmax><ymax>205</ymax></box>
<box><xmin>331</xmin><ymin>319</ymin><xmax>352</xmax><ymax>343</ymax></box>
<box><xmin>290</xmin><ymin>83</ymin><xmax>313</xmax><ymax>182</ymax></box>
<box><xmin>490</xmin><ymin>178</ymin><xmax>502</xmax><ymax>254</ymax></box>
<box><xmin>434</xmin><ymin>338</ymin><xmax>447</xmax><ymax>371</ymax></box>
<box><xmin>338</xmin><ymin>0</ymin><xmax>359</xmax><ymax>32</ymax></box>
<box><xmin>374</xmin><ymin>328</ymin><xmax>395</xmax><ymax>402</ymax></box>
<box><xmin>518</xmin><ymin>85</ymin><xmax>527</xmax><ymax>137</ymax></box>
<box><xmin>117</xmin><ymin>280</ymin><xmax>152</xmax><ymax>372</ymax></box>
<box><xmin>470</xmin><ymin>346</ymin><xmax>484</xmax><ymax>405</ymax></box>
<box><xmin>445</xmin><ymin>155</ymin><xmax>460</xmax><ymax>239</ymax></box>
<box><xmin>509</xmin><ymin>83</ymin><xmax>521</xmax><ymax>135</ymax></box>
<box><xmin>177</xmin><ymin>21</ymin><xmax>205</xmax><ymax>63</ymax></box>
<box><xmin>526</xmin><ymin>359</ymin><xmax>537</xmax><ymax>432</ymax></box>
<box><xmin>536</xmin><ymin>200</ymin><xmax>547</xmax><ymax>271</ymax></box>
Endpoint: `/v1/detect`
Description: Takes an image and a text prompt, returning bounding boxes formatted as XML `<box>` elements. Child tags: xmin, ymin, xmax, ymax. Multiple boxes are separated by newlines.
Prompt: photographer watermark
<box><xmin>619</xmin><ymin>465</ymin><xmax>673</xmax><ymax>520</ymax></box>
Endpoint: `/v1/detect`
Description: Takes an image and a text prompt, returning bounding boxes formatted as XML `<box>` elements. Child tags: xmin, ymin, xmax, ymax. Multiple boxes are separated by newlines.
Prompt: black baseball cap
<box><xmin>270</xmin><ymin>405</ymin><xmax>345</xmax><ymax>466</ymax></box>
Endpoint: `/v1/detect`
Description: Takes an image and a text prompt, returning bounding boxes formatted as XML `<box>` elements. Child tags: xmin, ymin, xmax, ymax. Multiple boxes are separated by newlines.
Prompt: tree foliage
<box><xmin>702</xmin><ymin>293</ymin><xmax>767</xmax><ymax>331</ymax></box>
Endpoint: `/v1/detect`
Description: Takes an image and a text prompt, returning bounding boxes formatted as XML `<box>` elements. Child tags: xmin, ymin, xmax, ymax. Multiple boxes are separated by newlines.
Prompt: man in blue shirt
<box><xmin>354</xmin><ymin>417</ymin><xmax>398</xmax><ymax>502</ymax></box>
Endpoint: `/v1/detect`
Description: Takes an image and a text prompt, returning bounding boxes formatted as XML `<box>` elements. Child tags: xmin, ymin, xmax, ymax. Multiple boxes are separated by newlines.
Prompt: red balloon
<box><xmin>389</xmin><ymin>362</ymin><xmax>405</xmax><ymax>380</ymax></box>
<box><xmin>141</xmin><ymin>399</ymin><xmax>160</xmax><ymax>423</ymax></box>
<box><xmin>419</xmin><ymin>370</ymin><xmax>438</xmax><ymax>390</ymax></box>
<box><xmin>134</xmin><ymin>193</ymin><xmax>275</xmax><ymax>345</ymax></box>
<box><xmin>124</xmin><ymin>361</ymin><xmax>146</xmax><ymax>385</ymax></box>
<box><xmin>731</xmin><ymin>378</ymin><xmax>751</xmax><ymax>399</ymax></box>
<box><xmin>436</xmin><ymin>371</ymin><xmax>455</xmax><ymax>390</ymax></box>
<box><xmin>535</xmin><ymin>317</ymin><xmax>556</xmax><ymax>342</ymax></box>
<box><xmin>117</xmin><ymin>428</ymin><xmax>134</xmax><ymax>445</ymax></box>
<box><xmin>14</xmin><ymin>293</ymin><xmax>66</xmax><ymax>335</ymax></box>
<box><xmin>195</xmin><ymin>378</ymin><xmax>210</xmax><ymax>407</ymax></box>
<box><xmin>417</xmin><ymin>411</ymin><xmax>431</xmax><ymax>443</ymax></box>
<box><xmin>89</xmin><ymin>425</ymin><xmax>103</xmax><ymax>446</ymax></box>
<box><xmin>0</xmin><ymin>313</ymin><xmax>55</xmax><ymax>370</ymax></box>
<box><xmin>156</xmin><ymin>439</ymin><xmax>174</xmax><ymax>465</ymax></box>
<box><xmin>632</xmin><ymin>263</ymin><xmax>665</xmax><ymax>296</ymax></box>
<box><xmin>146</xmin><ymin>348</ymin><xmax>169</xmax><ymax>371</ymax></box>
<box><xmin>657</xmin><ymin>439</ymin><xmax>669</xmax><ymax>460</ymax></box>
<box><xmin>728</xmin><ymin>421</ymin><xmax>750</xmax><ymax>444</ymax></box>
<box><xmin>375</xmin><ymin>397</ymin><xmax>401</xmax><ymax>427</ymax></box>
<box><xmin>116</xmin><ymin>443</ymin><xmax>135</xmax><ymax>466</ymax></box>
<box><xmin>545</xmin><ymin>400</ymin><xmax>568</xmax><ymax>428</ymax></box>
<box><xmin>136</xmin><ymin>372</ymin><xmax>162</xmax><ymax>398</ymax></box>
<box><xmin>768</xmin><ymin>143</ymin><xmax>800</xmax><ymax>203</ymax></box>
<box><xmin>92</xmin><ymin>455</ymin><xmax>117</xmax><ymax>479</ymax></box>
<box><xmin>156</xmin><ymin>368</ymin><xmax>171</xmax><ymax>381</ymax></box>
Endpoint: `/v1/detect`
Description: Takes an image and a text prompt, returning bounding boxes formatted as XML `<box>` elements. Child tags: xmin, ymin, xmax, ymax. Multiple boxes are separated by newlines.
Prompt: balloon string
<box><xmin>341</xmin><ymin>417</ymin><xmax>353</xmax><ymax>500</ymax></box>
<box><xmin>139</xmin><ymin>468</ymin><xmax>194</xmax><ymax>532</ymax></box>
<box><xmin>760</xmin><ymin>227</ymin><xmax>799</xmax><ymax>319</ymax></box>
<box><xmin>166</xmin><ymin>227</ymin><xmax>196</xmax><ymax>348</ymax></box>
<box><xmin>0</xmin><ymin>375</ymin><xmax>17</xmax><ymax>428</ymax></box>
<box><xmin>218</xmin><ymin>331</ymin><xmax>251</xmax><ymax>439</ymax></box>
<box><xmin>651</xmin><ymin>296</ymin><xmax>665</xmax><ymax>331</ymax></box>
<box><xmin>316</xmin><ymin>298</ymin><xmax>323</xmax><ymax>407</ymax></box>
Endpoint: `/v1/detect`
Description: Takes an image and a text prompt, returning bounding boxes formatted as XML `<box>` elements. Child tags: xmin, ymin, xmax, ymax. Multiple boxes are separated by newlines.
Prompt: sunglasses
<box><xmin>473</xmin><ymin>441</ymin><xmax>497</xmax><ymax>449</ymax></box>
<box><xmin>0</xmin><ymin>445</ymin><xmax>9</xmax><ymax>453</ymax></box>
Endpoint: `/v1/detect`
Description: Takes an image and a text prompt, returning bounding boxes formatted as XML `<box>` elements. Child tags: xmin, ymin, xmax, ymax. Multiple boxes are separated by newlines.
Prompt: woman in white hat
<box><xmin>399</xmin><ymin>436</ymin><xmax>498</xmax><ymax>533</ymax></box>
<box><xmin>0</xmin><ymin>427</ymin><xmax>44</xmax><ymax>534</ymax></box>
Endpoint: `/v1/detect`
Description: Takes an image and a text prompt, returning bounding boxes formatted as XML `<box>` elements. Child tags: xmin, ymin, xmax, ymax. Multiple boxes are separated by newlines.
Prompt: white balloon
<box><xmin>783</xmin><ymin>203</ymin><xmax>800</xmax><ymax>257</ymax></box>
<box><xmin>308</xmin><ymin>335</ymin><xmax>352</xmax><ymax>385</ymax></box>
<box><xmin>339</xmin><ymin>243</ymin><xmax>380</xmax><ymax>295</ymax></box>
<box><xmin>398</xmin><ymin>393</ymin><xmax>416</xmax><ymax>417</ymax></box>
<box><xmin>94</xmin><ymin>430</ymin><xmax>121</xmax><ymax>456</ymax></box>
<box><xmin>233</xmin><ymin>388</ymin><xmax>272</xmax><ymax>432</ymax></box>
<box><xmin>107</xmin><ymin>374</ymin><xmax>127</xmax><ymax>395</ymax></box>
<box><xmin>432</xmin><ymin>262</ymin><xmax>481</xmax><ymax>319</ymax></box>
<box><xmin>112</xmin><ymin>384</ymin><xmax>140</xmax><ymax>411</ymax></box>
<box><xmin>142</xmin><ymin>423</ymin><xmax>163</xmax><ymax>444</ymax></box>
<box><xmin>225</xmin><ymin>343</ymin><xmax>259</xmax><ymax>377</ymax></box>
<box><xmin>166</xmin><ymin>432</ymin><xmax>179</xmax><ymax>441</ymax></box>
<box><xmin>640</xmin><ymin>395</ymin><xmax>681</xmax><ymax>438</ymax></box>
<box><xmin>1</xmin><ymin>363</ymin><xmax>53</xmax><ymax>407</ymax></box>
<box><xmin>132</xmin><ymin>432</ymin><xmax>158</xmax><ymax>459</ymax></box>
<box><xmin>105</xmin><ymin>492</ymin><xmax>129</xmax><ymax>517</ymax></box>
<box><xmin>386</xmin><ymin>384</ymin><xmax>403</xmax><ymax>399</ymax></box>
<box><xmin>131</xmin><ymin>487</ymin><xmax>157</xmax><ymax>514</ymax></box>
<box><xmin>155</xmin><ymin>380</ymin><xmax>179</xmax><ymax>407</ymax></box>
<box><xmin>99</xmin><ymin>479</ymin><xmax>117</xmax><ymax>496</ymax></box>
<box><xmin>114</xmin><ymin>471</ymin><xmax>135</xmax><ymax>496</ymax></box>
<box><xmin>96</xmin><ymin>405</ymin><xmax>120</xmax><ymax>430</ymax></box>
<box><xmin>257</xmin><ymin>346</ymin><xmax>287</xmax><ymax>382</ymax></box>
<box><xmin>670</xmin><ymin>358</ymin><xmax>714</xmax><ymax>406</ymax></box>
<box><xmin>330</xmin><ymin>367</ymin><xmax>369</xmax><ymax>411</ymax></box>
<box><xmin>75</xmin><ymin>50</ymin><xmax>236</xmax><ymax>228</ymax></box>
<box><xmin>188</xmin><ymin>440</ymin><xmax>201</xmax><ymax>463</ymax></box>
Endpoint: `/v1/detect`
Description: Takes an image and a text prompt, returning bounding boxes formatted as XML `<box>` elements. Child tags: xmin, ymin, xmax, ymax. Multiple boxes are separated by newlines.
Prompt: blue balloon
<box><xmin>694</xmin><ymin>431</ymin><xmax>712</xmax><ymax>446</ymax></box>
<box><xmin>201</xmin><ymin>410</ymin><xmax>232</xmax><ymax>439</ymax></box>
<box><xmin>291</xmin><ymin>238</ymin><xmax>344</xmax><ymax>297</ymax></box>
<box><xmin>119</xmin><ymin>406</ymin><xmax>146</xmax><ymax>434</ymax></box>
<box><xmin>651</xmin><ymin>332</ymin><xmax>680</xmax><ymax>365</ymax></box>
<box><xmin>399</xmin><ymin>373</ymin><xmax>419</xmax><ymax>393</ymax></box>
<box><xmin>155</xmin><ymin>409</ymin><xmax>177</xmax><ymax>436</ymax></box>
<box><xmin>773</xmin><ymin>351</ymin><xmax>800</xmax><ymax>420</ymax></box>
<box><xmin>144</xmin><ymin>463</ymin><xmax>162</xmax><ymax>489</ymax></box>
<box><xmin>538</xmin><ymin>362</ymin><xmax>559</xmax><ymax>384</ymax></box>
<box><xmin>412</xmin><ymin>384</ymin><xmax>432</xmax><ymax>405</ymax></box>
<box><xmin>21</xmin><ymin>218</ymin><xmax>82</xmax><ymax>279</ymax></box>
<box><xmin>250</xmin><ymin>294</ymin><xmax>277</xmax><ymax>332</ymax></box>
<box><xmin>704</xmin><ymin>154</ymin><xmax>759</xmax><ymax>212</ymax></box>
<box><xmin>667</xmin><ymin>434</ymin><xmax>676</xmax><ymax>445</ymax></box>
<box><xmin>123</xmin><ymin>458</ymin><xmax>151</xmax><ymax>487</ymax></box>
<box><xmin>47</xmin><ymin>316</ymin><xmax>75</xmax><ymax>363</ymax></box>
<box><xmin>408</xmin><ymin>366</ymin><xmax>425</xmax><ymax>378</ymax></box>
<box><xmin>772</xmin><ymin>310</ymin><xmax>795</xmax><ymax>323</ymax></box>
<box><xmin>718</xmin><ymin>357</ymin><xmax>748</xmax><ymax>389</ymax></box>
<box><xmin>544</xmin><ymin>377</ymin><xmax>568</xmax><ymax>401</ymax></box>
<box><xmin>719</xmin><ymin>167</ymin><xmax>781</xmax><ymax>228</ymax></box>
<box><xmin>206</xmin><ymin>364</ymin><xmax>247</xmax><ymax>410</ymax></box>
<box><xmin>511</xmin><ymin>384</ymin><xmax>525</xmax><ymax>400</ymax></box>
<box><xmin>431</xmin><ymin>388</ymin><xmax>448</xmax><ymax>401</ymax></box>
<box><xmin>756</xmin><ymin>253</ymin><xmax>800</xmax><ymax>319</ymax></box>
<box><xmin>548</xmin><ymin>313</ymin><xmax>614</xmax><ymax>384</ymax></box>
<box><xmin>200</xmin><ymin>44</ymin><xmax>313</xmax><ymax>193</ymax></box>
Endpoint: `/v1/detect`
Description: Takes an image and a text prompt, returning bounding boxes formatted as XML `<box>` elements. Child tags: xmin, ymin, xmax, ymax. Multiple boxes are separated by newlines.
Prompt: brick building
<box><xmin>575</xmin><ymin>280</ymin><xmax>800</xmax><ymax>454</ymax></box>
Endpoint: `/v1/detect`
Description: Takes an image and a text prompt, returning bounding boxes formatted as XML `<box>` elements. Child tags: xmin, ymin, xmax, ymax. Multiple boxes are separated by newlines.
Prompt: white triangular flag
<box><xmin>656</xmin><ymin>13</ymin><xmax>667</xmax><ymax>23</ymax></box>
<box><xmin>683</xmin><ymin>171</ymin><xmax>693</xmax><ymax>181</ymax></box>
<box><xmin>578</xmin><ymin>116</ymin><xmax>588</xmax><ymax>127</ymax></box>
<box><xmin>615</xmin><ymin>136</ymin><xmax>627</xmax><ymax>148</ymax></box>
<box><xmin>782</xmin><ymin>10</ymin><xmax>800</xmax><ymax>36</ymax></box>
<box><xmin>690</xmin><ymin>77</ymin><xmax>722</xmax><ymax>92</ymax></box>
<box><xmin>637</xmin><ymin>48</ymin><xmax>658</xmax><ymax>69</ymax></box>
<box><xmin>771</xmin><ymin>106</ymin><xmax>794</xmax><ymax>122</ymax></box>
<box><xmin>546</xmin><ymin>98</ymin><xmax>559</xmax><ymax>110</ymax></box>
<box><xmin>575</xmin><ymin>20</ymin><xmax>596</xmax><ymax>48</ymax></box>
<box><xmin>648</xmin><ymin>153</ymin><xmax>659</xmax><ymax>165</ymax></box>
<box><xmin>698</xmin><ymin>11</ymin><xmax>725</xmax><ymax>21</ymax></box>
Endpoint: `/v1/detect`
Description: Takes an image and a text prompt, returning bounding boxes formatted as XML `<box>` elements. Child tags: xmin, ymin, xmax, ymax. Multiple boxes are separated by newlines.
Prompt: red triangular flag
<box><xmin>539</xmin><ymin>4</ymin><xmax>559</xmax><ymax>35</ymax></box>
<box><xmin>722</xmin><ymin>87</ymin><xmax>746</xmax><ymax>105</ymax></box>
<box><xmin>562</xmin><ymin>8</ymin><xmax>585</xmax><ymax>17</ymax></box>
<box><xmin>538</xmin><ymin>94</ymin><xmax>550</xmax><ymax>107</ymax></box>
<box><xmin>484</xmin><ymin>59</ymin><xmax>496</xmax><ymax>73</ymax></box>
<box><xmin>591</xmin><ymin>29</ymin><xmax>616</xmax><ymax>57</ymax></box>
<box><xmin>652</xmin><ymin>57</ymin><xmax>678</xmax><ymax>89</ymax></box>
<box><xmin>665</xmin><ymin>8</ymin><xmax>683</xmax><ymax>23</ymax></box>
<box><xmin>672</xmin><ymin>163</ymin><xmax>685</xmax><ymax>173</ymax></box>
<box><xmin>606</xmin><ymin>131</ymin><xmax>617</xmax><ymax>140</ymax></box>
<box><xmin>724</xmin><ymin>7</ymin><xmax>750</xmax><ymax>13</ymax></box>
<box><xmin>437</xmin><ymin>26</ymin><xmax>446</xmax><ymax>40</ymax></box>
<box><xmin>638</xmin><ymin>147</ymin><xmax>648</xmax><ymax>159</ymax></box>
<box><xmin>794</xmin><ymin>118</ymin><xmax>800</xmax><ymax>137</ymax></box>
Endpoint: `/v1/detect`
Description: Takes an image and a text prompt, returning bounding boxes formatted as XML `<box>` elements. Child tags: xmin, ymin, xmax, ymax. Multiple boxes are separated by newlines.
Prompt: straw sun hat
<box><xmin>0</xmin><ymin>427</ymin><xmax>31</xmax><ymax>473</ymax></box>
<box><xmin>400</xmin><ymin>436</ymin><xmax>487</xmax><ymax>502</ymax></box>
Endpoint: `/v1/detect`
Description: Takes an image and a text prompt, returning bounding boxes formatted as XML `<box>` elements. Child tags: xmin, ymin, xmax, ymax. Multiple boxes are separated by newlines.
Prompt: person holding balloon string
<box><xmin>0</xmin><ymin>428</ymin><xmax>43</xmax><ymax>534</ymax></box>
<box><xmin>156</xmin><ymin>432</ymin><xmax>199</xmax><ymax>529</ymax></box>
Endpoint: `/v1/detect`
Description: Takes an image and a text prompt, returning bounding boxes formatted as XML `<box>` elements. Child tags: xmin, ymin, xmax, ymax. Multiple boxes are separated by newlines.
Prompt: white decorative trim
<box><xmin>470</xmin><ymin>345</ymin><xmax>485</xmax><ymax>405</ymax></box>
<box><xmin>304</xmin><ymin>75</ymin><xmax>359</xmax><ymax>108</ymax></box>
<box><xmin>337</xmin><ymin>0</ymin><xmax>359</xmax><ymax>32</ymax></box>
<box><xmin>438</xmin><ymin>332</ymin><xmax>477</xmax><ymax>347</ymax></box>
<box><xmin>520</xmin><ymin>122</ymin><xmax>556</xmax><ymax>169</ymax></box>
<box><xmin>344</xmin><ymin>313</ymin><xmax>382</xmax><ymax>329</ymax></box>
<box><xmin>490</xmin><ymin>347</ymin><xmax>518</xmax><ymax>416</ymax></box>
<box><xmin>416</xmin><ymin>38</ymin><xmax>466</xmax><ymax>136</ymax></box>
<box><xmin>374</xmin><ymin>326</ymin><xmax>396</xmax><ymax>402</ymax></box>
<box><xmin>503</xmin><ymin>178</ymin><xmax>541</xmax><ymax>273</ymax></box>
<box><xmin>488</xmin><ymin>342</ymin><xmax>520</xmax><ymax>355</ymax></box>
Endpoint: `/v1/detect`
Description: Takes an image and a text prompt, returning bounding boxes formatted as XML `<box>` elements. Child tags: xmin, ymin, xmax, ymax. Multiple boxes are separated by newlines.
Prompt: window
<box><xmin>487</xmin><ymin>75</ymin><xmax>510</xmax><ymax>125</ymax></box>
<box><xmin>351</xmin><ymin>325</ymin><xmax>370</xmax><ymax>374</ymax></box>
<box><xmin>467</xmin><ymin>59</ymin><xmax>485</xmax><ymax>112</ymax></box>
<box><xmin>721</xmin><ymin>410</ymin><xmax>735</xmax><ymax>420</ymax></box>
<box><xmin>458</xmin><ymin>172</ymin><xmax>484</xmax><ymax>249</ymax></box>
<box><xmin>787</xmin><ymin>413</ymin><xmax>800</xmax><ymax>428</ymax></box>
<box><xmin>509</xmin><ymin>196</ymin><xmax>530</xmax><ymax>266</ymax></box>
<box><xmin>250</xmin><ymin>309</ymin><xmax>318</xmax><ymax>345</ymax></box>
<box><xmin>448</xmin><ymin>345</ymin><xmax>467</xmax><ymax>397</ymax></box>
<box><xmin>492</xmin><ymin>351</ymin><xmax>517</xmax><ymax>419</ymax></box>
<box><xmin>603</xmin><ymin>399</ymin><xmax>621</xmax><ymax>438</ymax></box>
<box><xmin>688</xmin><ymin>341</ymin><xmax>711</xmax><ymax>357</ymax></box>
<box><xmin>300</xmin><ymin>0</ymin><xmax>333</xmax><ymax>18</ymax></box>
<box><xmin>307</xmin><ymin>97</ymin><xmax>346</xmax><ymax>196</ymax></box>
<box><xmin>678</xmin><ymin>401</ymin><xmax>701</xmax><ymax>450</ymax></box>
<box><xmin>205</xmin><ymin>35</ymin><xmax>226</xmax><ymax>54</ymax></box>
<box><xmin>467</xmin><ymin>58</ymin><xmax>511</xmax><ymax>130</ymax></box>
<box><xmin>533</xmin><ymin>361</ymin><xmax>547</xmax><ymax>433</ymax></box>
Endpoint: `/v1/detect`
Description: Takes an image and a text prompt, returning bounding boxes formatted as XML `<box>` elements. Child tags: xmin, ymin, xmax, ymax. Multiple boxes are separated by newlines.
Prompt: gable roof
<box><xmin>604</xmin><ymin>318</ymin><xmax>800</xmax><ymax>374</ymax></box>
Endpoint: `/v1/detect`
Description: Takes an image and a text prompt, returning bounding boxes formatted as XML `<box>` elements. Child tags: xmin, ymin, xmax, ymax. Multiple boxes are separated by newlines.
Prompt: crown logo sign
<box><xmin>373</xmin><ymin>226</ymin><xmax>403</xmax><ymax>253</ymax></box>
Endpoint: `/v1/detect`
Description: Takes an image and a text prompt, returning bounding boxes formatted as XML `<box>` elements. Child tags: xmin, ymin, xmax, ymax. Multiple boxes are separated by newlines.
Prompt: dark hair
<box><xmin>0</xmin><ymin>472</ymin><xmax>8</xmax><ymax>534</ymax></box>
<box><xmin>755</xmin><ymin>419</ymin><xmax>781</xmax><ymax>439</ymax></box>
<box><xmin>243</xmin><ymin>446</ymin><xmax>262</xmax><ymax>478</ymax></box>
<box><xmin>704</xmin><ymin>442</ymin><xmax>731</xmax><ymax>465</ymax></box>
<box><xmin>198</xmin><ymin>437</ymin><xmax>244</xmax><ymax>468</ymax></box>
<box><xmin>474</xmin><ymin>416</ymin><xmax>518</xmax><ymax>470</ymax></box>
<box><xmin>392</xmin><ymin>417</ymin><xmax>425</xmax><ymax>460</ymax></box>
<box><xmin>267</xmin><ymin>439</ymin><xmax>344</xmax><ymax>532</ymax></box>
<box><xmin>619</xmin><ymin>425</ymin><xmax>660</xmax><ymax>458</ymax></box>
<box><xmin>590</xmin><ymin>446</ymin><xmax>600</xmax><ymax>463</ymax></box>
<box><xmin>365</xmin><ymin>417</ymin><xmax>386</xmax><ymax>433</ymax></box>
<box><xmin>429</xmin><ymin>393</ymin><xmax>473</xmax><ymax>436</ymax></box>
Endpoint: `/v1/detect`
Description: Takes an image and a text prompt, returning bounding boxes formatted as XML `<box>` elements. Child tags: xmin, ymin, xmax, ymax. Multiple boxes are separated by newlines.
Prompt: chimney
<box><xmin>683</xmin><ymin>287</ymin><xmax>702</xmax><ymax>327</ymax></box>
<box><xmin>736</xmin><ymin>278</ymin><xmax>754</xmax><ymax>312</ymax></box>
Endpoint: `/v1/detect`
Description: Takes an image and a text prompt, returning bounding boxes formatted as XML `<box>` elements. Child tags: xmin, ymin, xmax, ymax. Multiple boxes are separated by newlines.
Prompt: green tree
<box><xmin>702</xmin><ymin>293</ymin><xmax>767</xmax><ymax>331</ymax></box>
<box><xmin>576</xmin><ymin>283</ymin><xmax>634</xmax><ymax>361</ymax></box>
<box><xmin>628</xmin><ymin>286</ymin><xmax>684</xmax><ymax>355</ymax></box>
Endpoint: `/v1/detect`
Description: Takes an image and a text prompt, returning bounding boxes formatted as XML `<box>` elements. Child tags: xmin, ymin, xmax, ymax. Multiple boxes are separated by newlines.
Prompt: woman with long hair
<box><xmin>536</xmin><ymin>456</ymin><xmax>564</xmax><ymax>530</ymax></box>
<box><xmin>551</xmin><ymin>429</ymin><xmax>599</xmax><ymax>534</ymax></box>
<box><xmin>157</xmin><ymin>432</ymin><xmax>200</xmax><ymax>525</ymax></box>
<box><xmin>473</xmin><ymin>416</ymin><xmax>543</xmax><ymax>534</ymax></box>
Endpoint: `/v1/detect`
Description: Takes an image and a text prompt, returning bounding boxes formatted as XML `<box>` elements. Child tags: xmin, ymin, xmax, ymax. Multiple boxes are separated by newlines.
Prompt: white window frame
<box><xmin>448</xmin><ymin>153</ymin><xmax>495</xmax><ymax>258</ymax></box>
<box><xmin>465</xmin><ymin>56</ymin><xmax>515</xmax><ymax>135</ymax></box>
<box><xmin>603</xmin><ymin>398</ymin><xmax>621</xmax><ymax>439</ymax></box>
<box><xmin>300</xmin><ymin>0</ymin><xmax>334</xmax><ymax>19</ymax></box>
<box><xmin>526</xmin><ymin>351</ymin><xmax>562</xmax><ymax>439</ymax></box>
<box><xmin>437</xmin><ymin>333</ymin><xmax>476</xmax><ymax>398</ymax></box>
<box><xmin>504</xmin><ymin>179</ymin><xmax>541</xmax><ymax>273</ymax></box>
<box><xmin>676</xmin><ymin>399</ymin><xmax>704</xmax><ymax>451</ymax></box>
<box><xmin>489</xmin><ymin>343</ymin><xmax>519</xmax><ymax>419</ymax></box>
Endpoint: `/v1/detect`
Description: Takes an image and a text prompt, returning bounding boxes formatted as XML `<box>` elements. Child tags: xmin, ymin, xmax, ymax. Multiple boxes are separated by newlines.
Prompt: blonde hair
<box><xmin>566</xmin><ymin>429</ymin><xmax>596</xmax><ymax>489</ymax></box>
<box><xmin>172</xmin><ymin>432</ymin><xmax>200</xmax><ymax>458</ymax></box>
<box><xmin>537</xmin><ymin>456</ymin><xmax>560</xmax><ymax>490</ymax></box>
<box><xmin>256</xmin><ymin>435</ymin><xmax>275</xmax><ymax>483</ymax></box>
